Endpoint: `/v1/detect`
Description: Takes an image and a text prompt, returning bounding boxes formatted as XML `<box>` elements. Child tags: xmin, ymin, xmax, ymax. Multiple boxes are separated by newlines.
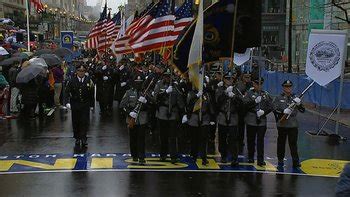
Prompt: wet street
<box><xmin>0</xmin><ymin>104</ymin><xmax>349</xmax><ymax>196</ymax></box>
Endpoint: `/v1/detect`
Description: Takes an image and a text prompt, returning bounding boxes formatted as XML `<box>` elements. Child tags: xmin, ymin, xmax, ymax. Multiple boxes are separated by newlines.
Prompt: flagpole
<box><xmin>25</xmin><ymin>0</ymin><xmax>31</xmax><ymax>52</ymax></box>
<box><xmin>229</xmin><ymin>0</ymin><xmax>239</xmax><ymax>68</ymax></box>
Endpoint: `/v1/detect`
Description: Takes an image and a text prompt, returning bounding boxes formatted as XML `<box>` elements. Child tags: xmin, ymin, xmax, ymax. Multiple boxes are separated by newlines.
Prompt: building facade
<box><xmin>0</xmin><ymin>0</ymin><xmax>27</xmax><ymax>27</ymax></box>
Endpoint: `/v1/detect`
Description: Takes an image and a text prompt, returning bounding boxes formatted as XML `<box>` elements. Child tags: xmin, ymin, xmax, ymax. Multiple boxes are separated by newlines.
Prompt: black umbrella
<box><xmin>0</xmin><ymin>56</ymin><xmax>26</xmax><ymax>67</ymax></box>
<box><xmin>39</xmin><ymin>54</ymin><xmax>63</xmax><ymax>67</ymax></box>
<box><xmin>54</xmin><ymin>48</ymin><xmax>73</xmax><ymax>58</ymax></box>
<box><xmin>16</xmin><ymin>65</ymin><xmax>46</xmax><ymax>83</ymax></box>
<box><xmin>11</xmin><ymin>43</ymin><xmax>26</xmax><ymax>50</ymax></box>
<box><xmin>34</xmin><ymin>49</ymin><xmax>53</xmax><ymax>56</ymax></box>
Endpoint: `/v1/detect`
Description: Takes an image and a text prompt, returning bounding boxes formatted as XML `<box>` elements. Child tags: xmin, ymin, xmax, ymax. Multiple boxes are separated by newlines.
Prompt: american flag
<box><xmin>30</xmin><ymin>0</ymin><xmax>44</xmax><ymax>13</ymax></box>
<box><xmin>85</xmin><ymin>3</ymin><xmax>108</xmax><ymax>49</ymax></box>
<box><xmin>98</xmin><ymin>11</ymin><xmax>121</xmax><ymax>51</ymax></box>
<box><xmin>173</xmin><ymin>0</ymin><xmax>193</xmax><ymax>40</ymax></box>
<box><xmin>111</xmin><ymin>2</ymin><xmax>156</xmax><ymax>55</ymax></box>
<box><xmin>130</xmin><ymin>0</ymin><xmax>176</xmax><ymax>54</ymax></box>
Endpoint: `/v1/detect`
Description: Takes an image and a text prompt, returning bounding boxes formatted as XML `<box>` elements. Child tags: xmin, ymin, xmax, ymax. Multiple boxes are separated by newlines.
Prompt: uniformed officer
<box><xmin>183</xmin><ymin>85</ymin><xmax>215</xmax><ymax>165</ymax></box>
<box><xmin>236</xmin><ymin>71</ymin><xmax>252</xmax><ymax>153</ymax></box>
<box><xmin>215</xmin><ymin>72</ymin><xmax>242</xmax><ymax>166</ymax></box>
<box><xmin>120</xmin><ymin>75</ymin><xmax>150</xmax><ymax>164</ymax></box>
<box><xmin>243</xmin><ymin>77</ymin><xmax>273</xmax><ymax>166</ymax></box>
<box><xmin>65</xmin><ymin>64</ymin><xmax>95</xmax><ymax>147</ymax></box>
<box><xmin>153</xmin><ymin>69</ymin><xmax>185</xmax><ymax>164</ymax></box>
<box><xmin>95</xmin><ymin>63</ymin><xmax>115</xmax><ymax>116</ymax></box>
<box><xmin>273</xmin><ymin>80</ymin><xmax>304</xmax><ymax>168</ymax></box>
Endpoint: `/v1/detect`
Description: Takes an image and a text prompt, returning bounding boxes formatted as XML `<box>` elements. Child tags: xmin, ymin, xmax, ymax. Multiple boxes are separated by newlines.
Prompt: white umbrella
<box><xmin>0</xmin><ymin>47</ymin><xmax>9</xmax><ymax>56</ymax></box>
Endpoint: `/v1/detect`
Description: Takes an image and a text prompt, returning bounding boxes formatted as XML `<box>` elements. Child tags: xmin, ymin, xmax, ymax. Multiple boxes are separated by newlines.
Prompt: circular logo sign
<box><xmin>62</xmin><ymin>34</ymin><xmax>72</xmax><ymax>44</ymax></box>
<box><xmin>309</xmin><ymin>41</ymin><xmax>340</xmax><ymax>72</ymax></box>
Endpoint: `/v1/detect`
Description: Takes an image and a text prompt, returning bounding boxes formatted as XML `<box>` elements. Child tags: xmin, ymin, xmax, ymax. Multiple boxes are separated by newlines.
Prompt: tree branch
<box><xmin>332</xmin><ymin>0</ymin><xmax>350</xmax><ymax>24</ymax></box>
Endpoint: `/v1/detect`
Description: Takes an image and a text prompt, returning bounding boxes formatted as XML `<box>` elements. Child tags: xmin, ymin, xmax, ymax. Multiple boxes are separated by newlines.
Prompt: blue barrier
<box><xmin>262</xmin><ymin>70</ymin><xmax>350</xmax><ymax>109</ymax></box>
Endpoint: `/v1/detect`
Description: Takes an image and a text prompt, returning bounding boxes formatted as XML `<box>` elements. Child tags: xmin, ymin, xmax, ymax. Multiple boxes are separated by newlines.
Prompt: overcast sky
<box><xmin>86</xmin><ymin>0</ymin><xmax>127</xmax><ymax>13</ymax></box>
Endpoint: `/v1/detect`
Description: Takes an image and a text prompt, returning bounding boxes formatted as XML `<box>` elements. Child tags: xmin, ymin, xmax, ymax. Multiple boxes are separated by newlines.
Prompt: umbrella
<box><xmin>39</xmin><ymin>54</ymin><xmax>63</xmax><ymax>67</ymax></box>
<box><xmin>33</xmin><ymin>49</ymin><xmax>53</xmax><ymax>56</ymax></box>
<box><xmin>54</xmin><ymin>48</ymin><xmax>73</xmax><ymax>58</ymax></box>
<box><xmin>11</xmin><ymin>43</ymin><xmax>26</xmax><ymax>50</ymax></box>
<box><xmin>13</xmin><ymin>52</ymin><xmax>33</xmax><ymax>58</ymax></box>
<box><xmin>28</xmin><ymin>58</ymin><xmax>48</xmax><ymax>68</ymax></box>
<box><xmin>0</xmin><ymin>47</ymin><xmax>9</xmax><ymax>56</ymax></box>
<box><xmin>16</xmin><ymin>64</ymin><xmax>46</xmax><ymax>83</ymax></box>
<box><xmin>0</xmin><ymin>57</ymin><xmax>26</xmax><ymax>67</ymax></box>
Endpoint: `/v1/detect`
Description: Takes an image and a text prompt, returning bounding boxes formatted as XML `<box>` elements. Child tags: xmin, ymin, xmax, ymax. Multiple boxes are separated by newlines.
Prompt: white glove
<box><xmin>205</xmin><ymin>76</ymin><xmax>210</xmax><ymax>83</ymax></box>
<box><xmin>66</xmin><ymin>103</ymin><xmax>71</xmax><ymax>110</ymax></box>
<box><xmin>129</xmin><ymin>111</ymin><xmax>137</xmax><ymax>119</ymax></box>
<box><xmin>90</xmin><ymin>107</ymin><xmax>94</xmax><ymax>111</ymax></box>
<box><xmin>256</xmin><ymin>109</ymin><xmax>265</xmax><ymax>118</ymax></box>
<box><xmin>293</xmin><ymin>97</ymin><xmax>301</xmax><ymax>106</ymax></box>
<box><xmin>217</xmin><ymin>81</ymin><xmax>224</xmax><ymax>87</ymax></box>
<box><xmin>283</xmin><ymin>108</ymin><xmax>292</xmax><ymax>115</ymax></box>
<box><xmin>151</xmin><ymin>91</ymin><xmax>155</xmax><ymax>97</ymax></box>
<box><xmin>138</xmin><ymin>96</ymin><xmax>147</xmax><ymax>104</ymax></box>
<box><xmin>255</xmin><ymin>96</ymin><xmax>262</xmax><ymax>104</ymax></box>
<box><xmin>209</xmin><ymin>122</ymin><xmax>215</xmax><ymax>126</ymax></box>
<box><xmin>228</xmin><ymin>92</ymin><xmax>235</xmax><ymax>98</ymax></box>
<box><xmin>166</xmin><ymin>86</ymin><xmax>173</xmax><ymax>94</ymax></box>
<box><xmin>121</xmin><ymin>82</ymin><xmax>127</xmax><ymax>87</ymax></box>
<box><xmin>85</xmin><ymin>72</ymin><xmax>89</xmax><ymax>77</ymax></box>
<box><xmin>182</xmin><ymin>115</ymin><xmax>188</xmax><ymax>124</ymax></box>
<box><xmin>119</xmin><ymin>65</ymin><xmax>125</xmax><ymax>70</ymax></box>
<box><xmin>102</xmin><ymin>65</ymin><xmax>107</xmax><ymax>70</ymax></box>
<box><xmin>196</xmin><ymin>91</ymin><xmax>203</xmax><ymax>98</ymax></box>
<box><xmin>103</xmin><ymin>76</ymin><xmax>108</xmax><ymax>81</ymax></box>
<box><xmin>225</xmin><ymin>86</ymin><xmax>233</xmax><ymax>93</ymax></box>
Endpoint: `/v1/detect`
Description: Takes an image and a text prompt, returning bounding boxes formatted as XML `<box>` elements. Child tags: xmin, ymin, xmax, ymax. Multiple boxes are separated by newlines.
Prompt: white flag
<box><xmin>234</xmin><ymin>48</ymin><xmax>252</xmax><ymax>66</ymax></box>
<box><xmin>306</xmin><ymin>30</ymin><xmax>347</xmax><ymax>86</ymax></box>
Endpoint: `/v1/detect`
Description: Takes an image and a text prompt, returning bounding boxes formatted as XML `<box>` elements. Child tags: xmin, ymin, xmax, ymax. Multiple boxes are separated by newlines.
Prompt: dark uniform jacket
<box><xmin>65</xmin><ymin>76</ymin><xmax>95</xmax><ymax>107</ymax></box>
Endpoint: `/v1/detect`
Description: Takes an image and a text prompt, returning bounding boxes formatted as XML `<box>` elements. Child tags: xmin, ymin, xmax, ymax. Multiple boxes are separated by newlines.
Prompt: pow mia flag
<box><xmin>306</xmin><ymin>30</ymin><xmax>348</xmax><ymax>86</ymax></box>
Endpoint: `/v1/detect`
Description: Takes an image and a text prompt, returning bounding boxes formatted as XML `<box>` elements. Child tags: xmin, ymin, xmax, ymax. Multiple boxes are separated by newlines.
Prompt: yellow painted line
<box><xmin>90</xmin><ymin>158</ymin><xmax>113</xmax><ymax>169</ymax></box>
<box><xmin>125</xmin><ymin>158</ymin><xmax>188</xmax><ymax>169</ymax></box>
<box><xmin>196</xmin><ymin>159</ymin><xmax>220</xmax><ymax>170</ymax></box>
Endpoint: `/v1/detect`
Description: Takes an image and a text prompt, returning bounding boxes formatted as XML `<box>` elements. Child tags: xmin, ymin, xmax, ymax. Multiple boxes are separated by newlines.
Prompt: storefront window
<box><xmin>268</xmin><ymin>0</ymin><xmax>280</xmax><ymax>13</ymax></box>
<box><xmin>263</xmin><ymin>31</ymin><xmax>279</xmax><ymax>45</ymax></box>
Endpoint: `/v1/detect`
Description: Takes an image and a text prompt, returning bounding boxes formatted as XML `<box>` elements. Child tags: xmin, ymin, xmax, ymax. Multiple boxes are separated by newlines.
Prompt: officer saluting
<box><xmin>120</xmin><ymin>75</ymin><xmax>150</xmax><ymax>164</ymax></box>
<box><xmin>65</xmin><ymin>64</ymin><xmax>95</xmax><ymax>147</ymax></box>
<box><xmin>273</xmin><ymin>80</ymin><xmax>304</xmax><ymax>168</ymax></box>
<box><xmin>243</xmin><ymin>77</ymin><xmax>273</xmax><ymax>166</ymax></box>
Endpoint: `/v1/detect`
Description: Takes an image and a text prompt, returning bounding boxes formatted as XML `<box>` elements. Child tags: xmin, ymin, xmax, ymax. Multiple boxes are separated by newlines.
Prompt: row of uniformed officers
<box><xmin>65</xmin><ymin>60</ymin><xmax>304</xmax><ymax>168</ymax></box>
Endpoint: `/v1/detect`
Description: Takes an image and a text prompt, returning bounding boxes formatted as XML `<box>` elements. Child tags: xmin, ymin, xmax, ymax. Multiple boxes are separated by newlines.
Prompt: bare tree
<box><xmin>331</xmin><ymin>0</ymin><xmax>350</xmax><ymax>24</ymax></box>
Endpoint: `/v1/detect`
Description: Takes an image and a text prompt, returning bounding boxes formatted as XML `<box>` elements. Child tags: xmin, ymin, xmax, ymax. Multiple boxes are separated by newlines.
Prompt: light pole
<box><xmin>288</xmin><ymin>0</ymin><xmax>293</xmax><ymax>73</ymax></box>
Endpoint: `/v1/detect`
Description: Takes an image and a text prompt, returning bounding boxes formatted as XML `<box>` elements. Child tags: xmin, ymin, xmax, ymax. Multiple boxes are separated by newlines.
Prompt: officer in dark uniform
<box><xmin>95</xmin><ymin>63</ymin><xmax>115</xmax><ymax>116</ymax></box>
<box><xmin>215</xmin><ymin>72</ymin><xmax>242</xmax><ymax>167</ymax></box>
<box><xmin>120</xmin><ymin>75</ymin><xmax>150</xmax><ymax>164</ymax></box>
<box><xmin>153</xmin><ymin>69</ymin><xmax>185</xmax><ymax>164</ymax></box>
<box><xmin>66</xmin><ymin>64</ymin><xmax>95</xmax><ymax>147</ymax></box>
<box><xmin>183</xmin><ymin>84</ymin><xmax>215</xmax><ymax>165</ymax></box>
<box><xmin>243</xmin><ymin>77</ymin><xmax>273</xmax><ymax>166</ymax></box>
<box><xmin>273</xmin><ymin>80</ymin><xmax>304</xmax><ymax>168</ymax></box>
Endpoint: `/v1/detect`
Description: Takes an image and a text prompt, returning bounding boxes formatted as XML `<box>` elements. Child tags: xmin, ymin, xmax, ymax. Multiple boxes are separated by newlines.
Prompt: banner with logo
<box><xmin>306</xmin><ymin>30</ymin><xmax>348</xmax><ymax>86</ymax></box>
<box><xmin>60</xmin><ymin>31</ymin><xmax>74</xmax><ymax>49</ymax></box>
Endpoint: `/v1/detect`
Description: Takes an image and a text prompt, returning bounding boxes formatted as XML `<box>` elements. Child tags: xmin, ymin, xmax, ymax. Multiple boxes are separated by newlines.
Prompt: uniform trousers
<box><xmin>218</xmin><ymin>125</ymin><xmax>239</xmax><ymax>161</ymax></box>
<box><xmin>246</xmin><ymin>125</ymin><xmax>267</xmax><ymax>162</ymax></box>
<box><xmin>189</xmin><ymin>125</ymin><xmax>208</xmax><ymax>160</ymax></box>
<box><xmin>129</xmin><ymin>124</ymin><xmax>146</xmax><ymax>160</ymax></box>
<box><xmin>158</xmin><ymin>119</ymin><xmax>178</xmax><ymax>159</ymax></box>
<box><xmin>71</xmin><ymin>102</ymin><xmax>90</xmax><ymax>140</ymax></box>
<box><xmin>277</xmin><ymin>127</ymin><xmax>299</xmax><ymax>163</ymax></box>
